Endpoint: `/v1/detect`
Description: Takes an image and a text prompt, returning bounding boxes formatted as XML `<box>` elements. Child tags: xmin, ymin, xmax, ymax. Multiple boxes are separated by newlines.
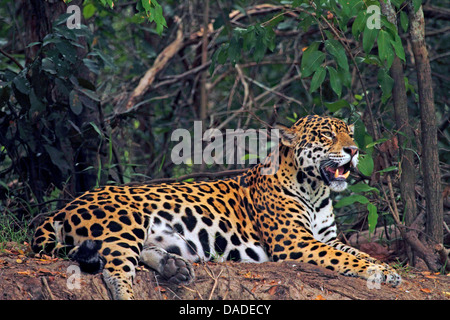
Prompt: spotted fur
<box><xmin>32</xmin><ymin>115</ymin><xmax>400</xmax><ymax>299</ymax></box>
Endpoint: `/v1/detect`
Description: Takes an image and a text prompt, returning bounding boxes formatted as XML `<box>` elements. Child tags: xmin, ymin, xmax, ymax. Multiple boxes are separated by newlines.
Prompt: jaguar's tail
<box><xmin>71</xmin><ymin>239</ymin><xmax>106</xmax><ymax>274</ymax></box>
<box><xmin>32</xmin><ymin>216</ymin><xmax>105</xmax><ymax>274</ymax></box>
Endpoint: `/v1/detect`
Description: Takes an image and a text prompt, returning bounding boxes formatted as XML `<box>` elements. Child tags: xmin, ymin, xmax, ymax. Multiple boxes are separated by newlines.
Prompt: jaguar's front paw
<box><xmin>367</xmin><ymin>264</ymin><xmax>401</xmax><ymax>287</ymax></box>
<box><xmin>160</xmin><ymin>253</ymin><xmax>195</xmax><ymax>285</ymax></box>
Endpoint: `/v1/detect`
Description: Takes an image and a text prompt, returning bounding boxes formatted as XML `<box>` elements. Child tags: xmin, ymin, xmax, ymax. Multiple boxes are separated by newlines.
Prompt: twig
<box><xmin>153</xmin><ymin>62</ymin><xmax>211</xmax><ymax>89</ymax></box>
<box><xmin>41</xmin><ymin>277</ymin><xmax>55</xmax><ymax>300</ymax></box>
<box><xmin>240</xmin><ymin>284</ymin><xmax>259</xmax><ymax>300</ymax></box>
<box><xmin>153</xmin><ymin>273</ymin><xmax>163</xmax><ymax>299</ymax></box>
<box><xmin>92</xmin><ymin>278</ymin><xmax>109</xmax><ymax>300</ymax></box>
<box><xmin>0</xmin><ymin>47</ymin><xmax>24</xmax><ymax>70</ymax></box>
<box><xmin>213</xmin><ymin>64</ymin><xmax>248</xmax><ymax>130</ymax></box>
<box><xmin>236</xmin><ymin>64</ymin><xmax>250</xmax><ymax>108</ymax></box>
<box><xmin>247</xmin><ymin>74</ymin><xmax>304</xmax><ymax>106</ymax></box>
<box><xmin>208</xmin><ymin>269</ymin><xmax>223</xmax><ymax>300</ymax></box>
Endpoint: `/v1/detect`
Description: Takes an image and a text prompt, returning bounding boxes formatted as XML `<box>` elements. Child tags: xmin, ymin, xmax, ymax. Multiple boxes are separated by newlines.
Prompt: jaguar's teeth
<box><xmin>334</xmin><ymin>169</ymin><xmax>339</xmax><ymax>179</ymax></box>
<box><xmin>342</xmin><ymin>171</ymin><xmax>350</xmax><ymax>179</ymax></box>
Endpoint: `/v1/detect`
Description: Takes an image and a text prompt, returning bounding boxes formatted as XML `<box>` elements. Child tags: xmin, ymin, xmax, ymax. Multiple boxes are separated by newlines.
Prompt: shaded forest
<box><xmin>0</xmin><ymin>0</ymin><xmax>449</xmax><ymax>300</ymax></box>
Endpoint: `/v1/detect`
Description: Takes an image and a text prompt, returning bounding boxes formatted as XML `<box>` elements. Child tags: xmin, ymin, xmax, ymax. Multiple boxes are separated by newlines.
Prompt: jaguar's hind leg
<box><xmin>139</xmin><ymin>245</ymin><xmax>195</xmax><ymax>285</ymax></box>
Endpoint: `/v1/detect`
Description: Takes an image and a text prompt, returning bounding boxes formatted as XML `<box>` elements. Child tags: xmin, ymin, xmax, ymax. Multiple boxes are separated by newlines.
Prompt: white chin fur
<box><xmin>329</xmin><ymin>180</ymin><xmax>348</xmax><ymax>192</ymax></box>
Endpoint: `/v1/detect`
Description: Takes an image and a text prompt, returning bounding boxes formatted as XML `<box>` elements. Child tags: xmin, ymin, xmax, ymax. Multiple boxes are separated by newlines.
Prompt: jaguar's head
<box><xmin>277</xmin><ymin>115</ymin><xmax>358</xmax><ymax>192</ymax></box>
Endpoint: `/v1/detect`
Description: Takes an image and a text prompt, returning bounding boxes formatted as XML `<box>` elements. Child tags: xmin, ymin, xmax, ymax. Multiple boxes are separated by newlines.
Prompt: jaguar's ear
<box><xmin>274</xmin><ymin>124</ymin><xmax>298</xmax><ymax>147</ymax></box>
<box><xmin>348</xmin><ymin>124</ymin><xmax>355</xmax><ymax>135</ymax></box>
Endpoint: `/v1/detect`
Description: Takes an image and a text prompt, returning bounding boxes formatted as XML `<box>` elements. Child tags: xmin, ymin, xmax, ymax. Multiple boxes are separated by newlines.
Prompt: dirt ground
<box><xmin>1</xmin><ymin>242</ymin><xmax>449</xmax><ymax>300</ymax></box>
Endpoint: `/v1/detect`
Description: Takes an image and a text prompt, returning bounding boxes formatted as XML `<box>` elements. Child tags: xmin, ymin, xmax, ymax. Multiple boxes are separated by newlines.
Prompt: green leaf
<box><xmin>69</xmin><ymin>90</ymin><xmax>83</xmax><ymax>115</ymax></box>
<box><xmin>298</xmin><ymin>14</ymin><xmax>314</xmax><ymax>32</ymax></box>
<box><xmin>228</xmin><ymin>34</ymin><xmax>241</xmax><ymax>65</ymax></box>
<box><xmin>83</xmin><ymin>3</ymin><xmax>96</xmax><ymax>20</ymax></box>
<box><xmin>358</xmin><ymin>54</ymin><xmax>382</xmax><ymax>66</ymax></box>
<box><xmin>377</xmin><ymin>166</ymin><xmax>398</xmax><ymax>174</ymax></box>
<box><xmin>79</xmin><ymin>88</ymin><xmax>100</xmax><ymax>101</ymax></box>
<box><xmin>217</xmin><ymin>44</ymin><xmax>229</xmax><ymax>64</ymax></box>
<box><xmin>55</xmin><ymin>41</ymin><xmax>77</xmax><ymax>64</ymax></box>
<box><xmin>365</xmin><ymin>137</ymin><xmax>388</xmax><ymax>149</ymax></box>
<box><xmin>380</xmin><ymin>16</ymin><xmax>398</xmax><ymax>36</ymax></box>
<box><xmin>139</xmin><ymin>0</ymin><xmax>167</xmax><ymax>35</ymax></box>
<box><xmin>43</xmin><ymin>144</ymin><xmax>71</xmax><ymax>175</ymax></box>
<box><xmin>347</xmin><ymin>0</ymin><xmax>364</xmax><ymax>16</ymax></box>
<box><xmin>89</xmin><ymin>121</ymin><xmax>103</xmax><ymax>137</ymax></box>
<box><xmin>99</xmin><ymin>0</ymin><xmax>114</xmax><ymax>9</ymax></box>
<box><xmin>358</xmin><ymin>154</ymin><xmax>374</xmax><ymax>176</ymax></box>
<box><xmin>353</xmin><ymin>119</ymin><xmax>368</xmax><ymax>151</ymax></box>
<box><xmin>293</xmin><ymin>0</ymin><xmax>307</xmax><ymax>7</ymax></box>
<box><xmin>325</xmin><ymin>39</ymin><xmax>349</xmax><ymax>72</ymax></box>
<box><xmin>362</xmin><ymin>24</ymin><xmax>379</xmax><ymax>54</ymax></box>
<box><xmin>338</xmin><ymin>66</ymin><xmax>352</xmax><ymax>88</ymax></box>
<box><xmin>141</xmin><ymin>0</ymin><xmax>151</xmax><ymax>13</ymax></box>
<box><xmin>367</xmin><ymin>203</ymin><xmax>378</xmax><ymax>235</ymax></box>
<box><xmin>390</xmin><ymin>0</ymin><xmax>404</xmax><ymax>8</ymax></box>
<box><xmin>323</xmin><ymin>99</ymin><xmax>350</xmax><ymax>112</ymax></box>
<box><xmin>90</xmin><ymin>49</ymin><xmax>115</xmax><ymax>70</ymax></box>
<box><xmin>13</xmin><ymin>74</ymin><xmax>30</xmax><ymax>94</ymax></box>
<box><xmin>352</xmin><ymin>10</ymin><xmax>367</xmax><ymax>40</ymax></box>
<box><xmin>263</xmin><ymin>26</ymin><xmax>276</xmax><ymax>52</ymax></box>
<box><xmin>413</xmin><ymin>0</ymin><xmax>422</xmax><ymax>13</ymax></box>
<box><xmin>327</xmin><ymin>66</ymin><xmax>342</xmax><ymax>98</ymax></box>
<box><xmin>377</xmin><ymin>68</ymin><xmax>394</xmax><ymax>103</ymax></box>
<box><xmin>241</xmin><ymin>153</ymin><xmax>259</xmax><ymax>161</ymax></box>
<box><xmin>348</xmin><ymin>182</ymin><xmax>380</xmax><ymax>194</ymax></box>
<box><xmin>29</xmin><ymin>89</ymin><xmax>45</xmax><ymax>114</ymax></box>
<box><xmin>390</xmin><ymin>33</ymin><xmax>405</xmax><ymax>62</ymax></box>
<box><xmin>264</xmin><ymin>12</ymin><xmax>284</xmax><ymax>28</ymax></box>
<box><xmin>377</xmin><ymin>30</ymin><xmax>394</xmax><ymax>68</ymax></box>
<box><xmin>309</xmin><ymin>66</ymin><xmax>326</xmax><ymax>93</ymax></box>
<box><xmin>400</xmin><ymin>11</ymin><xmax>409</xmax><ymax>33</ymax></box>
<box><xmin>83</xmin><ymin>58</ymin><xmax>100</xmax><ymax>75</ymax></box>
<box><xmin>377</xmin><ymin>29</ymin><xmax>389</xmax><ymax>61</ymax></box>
<box><xmin>301</xmin><ymin>42</ymin><xmax>325</xmax><ymax>78</ymax></box>
<box><xmin>335</xmin><ymin>194</ymin><xmax>370</xmax><ymax>209</ymax></box>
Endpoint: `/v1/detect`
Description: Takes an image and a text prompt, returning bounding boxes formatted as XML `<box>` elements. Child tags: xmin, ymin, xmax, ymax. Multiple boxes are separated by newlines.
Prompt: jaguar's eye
<box><xmin>321</xmin><ymin>131</ymin><xmax>335</xmax><ymax>139</ymax></box>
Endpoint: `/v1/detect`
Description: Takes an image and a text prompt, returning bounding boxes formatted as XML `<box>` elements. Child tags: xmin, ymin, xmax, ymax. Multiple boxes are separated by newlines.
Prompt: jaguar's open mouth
<box><xmin>320</xmin><ymin>160</ymin><xmax>353</xmax><ymax>185</ymax></box>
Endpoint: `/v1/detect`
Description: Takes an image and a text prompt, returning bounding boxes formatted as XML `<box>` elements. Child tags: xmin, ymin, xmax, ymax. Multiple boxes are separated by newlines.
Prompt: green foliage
<box><xmin>212</xmin><ymin>0</ymin><xmax>411</xmax><ymax>112</ymax></box>
<box><xmin>210</xmin><ymin>24</ymin><xmax>276</xmax><ymax>70</ymax></box>
<box><xmin>301</xmin><ymin>42</ymin><xmax>325</xmax><ymax>78</ymax></box>
<box><xmin>136</xmin><ymin>0</ymin><xmax>167</xmax><ymax>35</ymax></box>
<box><xmin>0</xmin><ymin>0</ymin><xmax>447</xmax><ymax>247</ymax></box>
<box><xmin>0</xmin><ymin>14</ymin><xmax>101</xmax><ymax>199</ymax></box>
<box><xmin>91</xmin><ymin>0</ymin><xmax>167</xmax><ymax>35</ymax></box>
<box><xmin>0</xmin><ymin>211</ymin><xmax>31</xmax><ymax>247</ymax></box>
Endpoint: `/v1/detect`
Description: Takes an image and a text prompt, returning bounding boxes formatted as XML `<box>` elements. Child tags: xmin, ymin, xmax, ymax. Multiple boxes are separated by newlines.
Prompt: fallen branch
<box><xmin>128</xmin><ymin>168</ymin><xmax>248</xmax><ymax>186</ymax></box>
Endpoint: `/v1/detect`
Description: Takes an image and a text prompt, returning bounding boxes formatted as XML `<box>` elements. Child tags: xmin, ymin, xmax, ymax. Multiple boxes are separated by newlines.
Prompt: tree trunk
<box><xmin>380</xmin><ymin>0</ymin><xmax>418</xmax><ymax>266</ymax></box>
<box><xmin>200</xmin><ymin>0</ymin><xmax>210</xmax><ymax>125</ymax></box>
<box><xmin>22</xmin><ymin>0</ymin><xmax>101</xmax><ymax>197</ymax></box>
<box><xmin>407</xmin><ymin>3</ymin><xmax>443</xmax><ymax>245</ymax></box>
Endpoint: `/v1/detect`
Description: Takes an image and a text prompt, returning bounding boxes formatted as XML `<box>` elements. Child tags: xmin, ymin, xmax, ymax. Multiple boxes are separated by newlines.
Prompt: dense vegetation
<box><xmin>0</xmin><ymin>0</ymin><xmax>448</xmax><ymax>271</ymax></box>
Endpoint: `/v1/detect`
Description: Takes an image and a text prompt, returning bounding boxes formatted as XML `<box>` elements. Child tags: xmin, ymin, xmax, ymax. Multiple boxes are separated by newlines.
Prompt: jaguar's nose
<box><xmin>343</xmin><ymin>146</ymin><xmax>358</xmax><ymax>157</ymax></box>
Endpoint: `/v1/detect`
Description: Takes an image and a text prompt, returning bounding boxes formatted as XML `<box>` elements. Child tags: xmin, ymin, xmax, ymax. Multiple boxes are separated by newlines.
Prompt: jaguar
<box><xmin>32</xmin><ymin>115</ymin><xmax>401</xmax><ymax>299</ymax></box>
